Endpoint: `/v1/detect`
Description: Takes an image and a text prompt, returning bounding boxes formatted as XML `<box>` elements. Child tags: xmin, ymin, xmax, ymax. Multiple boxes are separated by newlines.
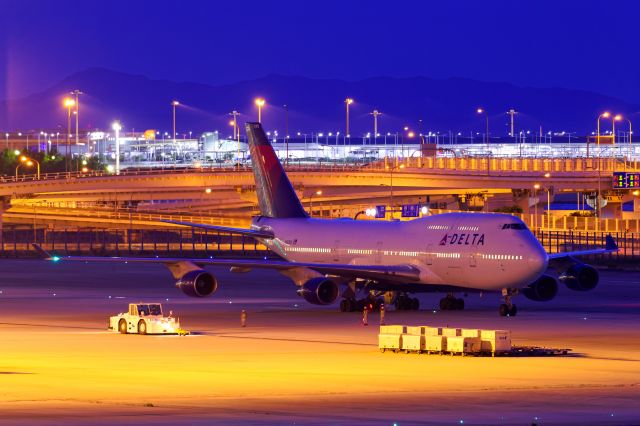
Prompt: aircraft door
<box><xmin>375</xmin><ymin>241</ymin><xmax>383</xmax><ymax>264</ymax></box>
<box><xmin>332</xmin><ymin>240</ymin><xmax>340</xmax><ymax>262</ymax></box>
<box><xmin>425</xmin><ymin>244</ymin><xmax>434</xmax><ymax>266</ymax></box>
<box><xmin>469</xmin><ymin>252</ymin><xmax>477</xmax><ymax>268</ymax></box>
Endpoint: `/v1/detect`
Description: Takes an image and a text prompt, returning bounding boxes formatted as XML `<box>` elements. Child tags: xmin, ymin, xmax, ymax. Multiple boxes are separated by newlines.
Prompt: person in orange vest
<box><xmin>240</xmin><ymin>309</ymin><xmax>247</xmax><ymax>327</ymax></box>
<box><xmin>362</xmin><ymin>304</ymin><xmax>369</xmax><ymax>326</ymax></box>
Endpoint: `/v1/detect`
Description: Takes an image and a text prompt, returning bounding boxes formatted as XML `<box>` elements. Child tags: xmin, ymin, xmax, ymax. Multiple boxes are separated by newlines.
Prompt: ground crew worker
<box><xmin>241</xmin><ymin>309</ymin><xmax>247</xmax><ymax>327</ymax></box>
<box><xmin>362</xmin><ymin>304</ymin><xmax>369</xmax><ymax>326</ymax></box>
<box><xmin>379</xmin><ymin>303</ymin><xmax>386</xmax><ymax>325</ymax></box>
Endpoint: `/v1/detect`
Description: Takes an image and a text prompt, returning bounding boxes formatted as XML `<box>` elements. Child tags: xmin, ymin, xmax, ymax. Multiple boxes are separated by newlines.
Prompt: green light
<box><xmin>52</xmin><ymin>256</ymin><xmax>60</xmax><ymax>262</ymax></box>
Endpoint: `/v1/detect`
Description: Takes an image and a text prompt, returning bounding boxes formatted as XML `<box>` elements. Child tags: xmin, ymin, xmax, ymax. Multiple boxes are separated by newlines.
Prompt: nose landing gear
<box><xmin>499</xmin><ymin>289</ymin><xmax>518</xmax><ymax>317</ymax></box>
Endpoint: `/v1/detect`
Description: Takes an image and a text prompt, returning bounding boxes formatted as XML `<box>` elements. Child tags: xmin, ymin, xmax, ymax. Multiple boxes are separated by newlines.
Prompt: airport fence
<box><xmin>0</xmin><ymin>227</ymin><xmax>272</xmax><ymax>258</ymax></box>
<box><xmin>0</xmin><ymin>227</ymin><xmax>637</xmax><ymax>266</ymax></box>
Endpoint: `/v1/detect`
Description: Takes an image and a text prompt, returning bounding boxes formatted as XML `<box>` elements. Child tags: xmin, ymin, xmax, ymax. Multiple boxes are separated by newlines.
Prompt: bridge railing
<box><xmin>0</xmin><ymin>227</ymin><xmax>635</xmax><ymax>265</ymax></box>
<box><xmin>1</xmin><ymin>156</ymin><xmax>634</xmax><ymax>184</ymax></box>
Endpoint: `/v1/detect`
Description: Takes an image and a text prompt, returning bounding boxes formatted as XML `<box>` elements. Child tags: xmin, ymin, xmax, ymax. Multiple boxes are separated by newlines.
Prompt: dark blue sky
<box><xmin>1</xmin><ymin>0</ymin><xmax>639</xmax><ymax>102</ymax></box>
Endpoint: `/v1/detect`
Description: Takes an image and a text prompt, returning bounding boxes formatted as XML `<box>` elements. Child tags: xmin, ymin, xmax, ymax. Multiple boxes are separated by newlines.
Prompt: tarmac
<box><xmin>1</xmin><ymin>259</ymin><xmax>639</xmax><ymax>425</ymax></box>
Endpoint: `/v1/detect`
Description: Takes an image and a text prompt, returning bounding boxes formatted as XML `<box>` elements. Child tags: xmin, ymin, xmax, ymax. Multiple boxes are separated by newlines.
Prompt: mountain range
<box><xmin>1</xmin><ymin>68</ymin><xmax>637</xmax><ymax>136</ymax></box>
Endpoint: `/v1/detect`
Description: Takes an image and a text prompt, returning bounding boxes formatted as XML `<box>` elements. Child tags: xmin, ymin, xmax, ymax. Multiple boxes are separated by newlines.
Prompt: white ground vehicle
<box><xmin>109</xmin><ymin>303</ymin><xmax>182</xmax><ymax>335</ymax></box>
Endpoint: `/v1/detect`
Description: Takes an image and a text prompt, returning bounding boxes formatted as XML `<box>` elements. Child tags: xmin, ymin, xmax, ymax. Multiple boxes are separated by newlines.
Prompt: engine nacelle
<box><xmin>559</xmin><ymin>264</ymin><xmax>599</xmax><ymax>292</ymax></box>
<box><xmin>175</xmin><ymin>270</ymin><xmax>218</xmax><ymax>297</ymax></box>
<box><xmin>523</xmin><ymin>274</ymin><xmax>558</xmax><ymax>302</ymax></box>
<box><xmin>297</xmin><ymin>277</ymin><xmax>339</xmax><ymax>305</ymax></box>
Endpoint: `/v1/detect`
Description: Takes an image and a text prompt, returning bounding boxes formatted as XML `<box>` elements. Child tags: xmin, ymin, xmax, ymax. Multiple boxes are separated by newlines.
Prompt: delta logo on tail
<box><xmin>439</xmin><ymin>233</ymin><xmax>485</xmax><ymax>246</ymax></box>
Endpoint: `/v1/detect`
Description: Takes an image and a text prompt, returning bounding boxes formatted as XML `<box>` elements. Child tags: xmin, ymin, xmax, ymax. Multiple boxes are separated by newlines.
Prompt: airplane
<box><xmin>34</xmin><ymin>122</ymin><xmax>618</xmax><ymax>316</ymax></box>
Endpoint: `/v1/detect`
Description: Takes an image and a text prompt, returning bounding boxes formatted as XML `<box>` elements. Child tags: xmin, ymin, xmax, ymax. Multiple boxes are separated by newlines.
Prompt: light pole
<box><xmin>284</xmin><ymin>104</ymin><xmax>289</xmax><ymax>163</ymax></box>
<box><xmin>370</xmin><ymin>110</ymin><xmax>381</xmax><ymax>142</ymax></box>
<box><xmin>229</xmin><ymin>110</ymin><xmax>240</xmax><ymax>165</ymax></box>
<box><xmin>4</xmin><ymin>132</ymin><xmax>8</xmax><ymax>149</ymax></box>
<box><xmin>596</xmin><ymin>111</ymin><xmax>611</xmax><ymax>222</ymax></box>
<box><xmin>543</xmin><ymin>173</ymin><xmax>552</xmax><ymax>232</ymax></box>
<box><xmin>171</xmin><ymin>100</ymin><xmax>179</xmax><ymax>149</ymax></box>
<box><xmin>112</xmin><ymin>121</ymin><xmax>122</xmax><ymax>175</ymax></box>
<box><xmin>387</xmin><ymin>163</ymin><xmax>405</xmax><ymax>219</ymax></box>
<box><xmin>533</xmin><ymin>183</ymin><xmax>540</xmax><ymax>230</ymax></box>
<box><xmin>345</xmin><ymin>98</ymin><xmax>354</xmax><ymax>136</ymax></box>
<box><xmin>16</xmin><ymin>156</ymin><xmax>40</xmax><ymax>179</ymax></box>
<box><xmin>507</xmin><ymin>109</ymin><xmax>517</xmax><ymax>138</ymax></box>
<box><xmin>626</xmin><ymin>118</ymin><xmax>634</xmax><ymax>169</ymax></box>
<box><xmin>70</xmin><ymin>89</ymin><xmax>83</xmax><ymax>149</ymax></box>
<box><xmin>63</xmin><ymin>97</ymin><xmax>75</xmax><ymax>171</ymax></box>
<box><xmin>255</xmin><ymin>98</ymin><xmax>265</xmax><ymax>123</ymax></box>
<box><xmin>477</xmin><ymin>108</ymin><xmax>489</xmax><ymax>143</ymax></box>
<box><xmin>309</xmin><ymin>190</ymin><xmax>322</xmax><ymax>217</ymax></box>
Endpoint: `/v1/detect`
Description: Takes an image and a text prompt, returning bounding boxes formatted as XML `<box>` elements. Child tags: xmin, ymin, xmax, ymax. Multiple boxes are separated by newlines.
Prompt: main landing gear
<box><xmin>439</xmin><ymin>294</ymin><xmax>465</xmax><ymax>311</ymax></box>
<box><xmin>394</xmin><ymin>293</ymin><xmax>420</xmax><ymax>311</ymax></box>
<box><xmin>340</xmin><ymin>297</ymin><xmax>380</xmax><ymax>312</ymax></box>
<box><xmin>499</xmin><ymin>289</ymin><xmax>518</xmax><ymax>317</ymax></box>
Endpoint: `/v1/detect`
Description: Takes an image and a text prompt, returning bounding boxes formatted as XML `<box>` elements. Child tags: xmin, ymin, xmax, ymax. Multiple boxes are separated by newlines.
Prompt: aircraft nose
<box><xmin>527</xmin><ymin>248</ymin><xmax>548</xmax><ymax>276</ymax></box>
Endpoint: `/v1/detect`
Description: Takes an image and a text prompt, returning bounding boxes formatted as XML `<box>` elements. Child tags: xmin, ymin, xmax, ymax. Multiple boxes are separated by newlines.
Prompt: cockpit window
<box><xmin>502</xmin><ymin>223</ymin><xmax>527</xmax><ymax>230</ymax></box>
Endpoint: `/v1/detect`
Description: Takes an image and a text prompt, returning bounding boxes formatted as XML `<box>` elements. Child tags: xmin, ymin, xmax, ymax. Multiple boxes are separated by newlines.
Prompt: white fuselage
<box><xmin>255</xmin><ymin>212</ymin><xmax>548</xmax><ymax>291</ymax></box>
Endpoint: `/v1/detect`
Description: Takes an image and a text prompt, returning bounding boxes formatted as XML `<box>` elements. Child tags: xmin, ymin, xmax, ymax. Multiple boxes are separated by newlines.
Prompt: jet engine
<box><xmin>175</xmin><ymin>270</ymin><xmax>218</xmax><ymax>297</ymax></box>
<box><xmin>522</xmin><ymin>274</ymin><xmax>558</xmax><ymax>302</ymax></box>
<box><xmin>559</xmin><ymin>264</ymin><xmax>599</xmax><ymax>291</ymax></box>
<box><xmin>297</xmin><ymin>278</ymin><xmax>339</xmax><ymax>305</ymax></box>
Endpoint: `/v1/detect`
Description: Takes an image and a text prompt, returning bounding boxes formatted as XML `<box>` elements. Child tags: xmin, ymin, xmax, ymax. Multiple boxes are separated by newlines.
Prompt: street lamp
<box><xmin>625</xmin><ymin>118</ymin><xmax>634</xmax><ymax>169</ymax></box>
<box><xmin>533</xmin><ymin>183</ymin><xmax>541</xmax><ymax>230</ymax></box>
<box><xmin>387</xmin><ymin>163</ymin><xmax>405</xmax><ymax>219</ymax></box>
<box><xmin>171</xmin><ymin>100</ymin><xmax>179</xmax><ymax>148</ymax></box>
<box><xmin>309</xmin><ymin>190</ymin><xmax>323</xmax><ymax>217</ymax></box>
<box><xmin>476</xmin><ymin>108</ymin><xmax>489</xmax><ymax>144</ymax></box>
<box><xmin>70</xmin><ymin>89</ymin><xmax>83</xmax><ymax>151</ymax></box>
<box><xmin>63</xmin><ymin>97</ymin><xmax>76</xmax><ymax>171</ymax></box>
<box><xmin>255</xmin><ymin>98</ymin><xmax>265</xmax><ymax>123</ymax></box>
<box><xmin>544</xmin><ymin>173</ymin><xmax>551</xmax><ymax>232</ymax></box>
<box><xmin>112</xmin><ymin>121</ymin><xmax>122</xmax><ymax>175</ymax></box>
<box><xmin>345</xmin><ymin>98</ymin><xmax>354</xmax><ymax>136</ymax></box>
<box><xmin>16</xmin><ymin>156</ymin><xmax>40</xmax><ymax>179</ymax></box>
<box><xmin>229</xmin><ymin>110</ymin><xmax>240</xmax><ymax>166</ymax></box>
<box><xmin>370</xmin><ymin>110</ymin><xmax>381</xmax><ymax>142</ymax></box>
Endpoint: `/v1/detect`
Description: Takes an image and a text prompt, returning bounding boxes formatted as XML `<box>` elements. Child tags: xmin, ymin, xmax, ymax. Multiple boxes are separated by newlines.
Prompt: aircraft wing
<box><xmin>547</xmin><ymin>234</ymin><xmax>618</xmax><ymax>260</ymax></box>
<box><xmin>162</xmin><ymin>220</ymin><xmax>275</xmax><ymax>239</ymax></box>
<box><xmin>32</xmin><ymin>244</ymin><xmax>421</xmax><ymax>283</ymax></box>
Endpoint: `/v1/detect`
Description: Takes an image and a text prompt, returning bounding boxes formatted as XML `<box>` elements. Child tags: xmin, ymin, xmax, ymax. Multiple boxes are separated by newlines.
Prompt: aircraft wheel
<box><xmin>411</xmin><ymin>298</ymin><xmax>420</xmax><ymax>311</ymax></box>
<box><xmin>509</xmin><ymin>304</ymin><xmax>518</xmax><ymax>317</ymax></box>
<box><xmin>439</xmin><ymin>297</ymin><xmax>451</xmax><ymax>310</ymax></box>
<box><xmin>499</xmin><ymin>304</ymin><xmax>510</xmax><ymax>317</ymax></box>
<box><xmin>339</xmin><ymin>299</ymin><xmax>351</xmax><ymax>312</ymax></box>
<box><xmin>455</xmin><ymin>298</ymin><xmax>465</xmax><ymax>310</ymax></box>
<box><xmin>138</xmin><ymin>320</ymin><xmax>147</xmax><ymax>335</ymax></box>
<box><xmin>118</xmin><ymin>319</ymin><xmax>128</xmax><ymax>334</ymax></box>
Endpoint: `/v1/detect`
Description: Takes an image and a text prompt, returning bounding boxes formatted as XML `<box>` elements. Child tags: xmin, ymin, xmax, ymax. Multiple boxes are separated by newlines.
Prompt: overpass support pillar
<box><xmin>0</xmin><ymin>196</ymin><xmax>10</xmax><ymax>248</ymax></box>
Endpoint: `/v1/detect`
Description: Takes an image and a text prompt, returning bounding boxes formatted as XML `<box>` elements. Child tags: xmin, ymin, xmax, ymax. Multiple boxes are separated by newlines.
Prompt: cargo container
<box><xmin>406</xmin><ymin>326</ymin><xmax>427</xmax><ymax>335</ymax></box>
<box><xmin>447</xmin><ymin>336</ymin><xmax>482</xmax><ymax>355</ymax></box>
<box><xmin>480</xmin><ymin>330</ymin><xmax>512</xmax><ymax>355</ymax></box>
<box><xmin>380</xmin><ymin>325</ymin><xmax>407</xmax><ymax>335</ymax></box>
<box><xmin>425</xmin><ymin>335</ymin><xmax>447</xmax><ymax>353</ymax></box>
<box><xmin>461</xmin><ymin>328</ymin><xmax>481</xmax><ymax>338</ymax></box>
<box><xmin>441</xmin><ymin>327</ymin><xmax>462</xmax><ymax>337</ymax></box>
<box><xmin>401</xmin><ymin>334</ymin><xmax>425</xmax><ymax>352</ymax></box>
<box><xmin>424</xmin><ymin>326</ymin><xmax>442</xmax><ymax>336</ymax></box>
<box><xmin>379</xmin><ymin>334</ymin><xmax>403</xmax><ymax>352</ymax></box>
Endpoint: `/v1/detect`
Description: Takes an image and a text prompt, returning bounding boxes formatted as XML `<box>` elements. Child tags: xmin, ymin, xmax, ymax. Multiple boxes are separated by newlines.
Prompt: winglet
<box><xmin>31</xmin><ymin>244</ymin><xmax>61</xmax><ymax>261</ymax></box>
<box><xmin>605</xmin><ymin>234</ymin><xmax>618</xmax><ymax>251</ymax></box>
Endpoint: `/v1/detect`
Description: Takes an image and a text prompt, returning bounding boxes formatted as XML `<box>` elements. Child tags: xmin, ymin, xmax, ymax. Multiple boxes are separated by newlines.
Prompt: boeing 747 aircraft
<box><xmin>36</xmin><ymin>122</ymin><xmax>617</xmax><ymax>316</ymax></box>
